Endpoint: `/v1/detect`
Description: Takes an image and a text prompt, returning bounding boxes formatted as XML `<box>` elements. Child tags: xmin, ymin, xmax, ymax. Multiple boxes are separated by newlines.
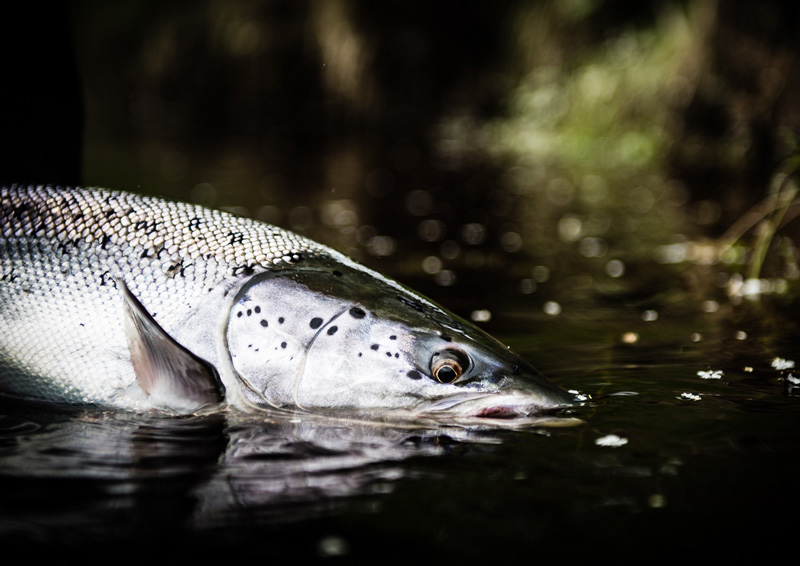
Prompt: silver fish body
<box><xmin>0</xmin><ymin>185</ymin><xmax>572</xmax><ymax>421</ymax></box>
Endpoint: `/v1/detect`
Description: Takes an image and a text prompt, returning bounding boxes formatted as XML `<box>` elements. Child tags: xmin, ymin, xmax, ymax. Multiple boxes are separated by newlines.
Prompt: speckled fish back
<box><xmin>0</xmin><ymin>185</ymin><xmax>327</xmax><ymax>406</ymax></box>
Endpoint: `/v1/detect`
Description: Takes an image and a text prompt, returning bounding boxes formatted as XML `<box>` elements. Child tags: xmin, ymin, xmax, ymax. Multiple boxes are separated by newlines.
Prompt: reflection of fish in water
<box><xmin>0</xmin><ymin>185</ymin><xmax>573</xmax><ymax>424</ymax></box>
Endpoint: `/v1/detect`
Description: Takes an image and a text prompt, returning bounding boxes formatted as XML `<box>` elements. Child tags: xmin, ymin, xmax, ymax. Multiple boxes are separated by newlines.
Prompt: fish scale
<box><xmin>0</xmin><ymin>184</ymin><xmax>333</xmax><ymax>408</ymax></box>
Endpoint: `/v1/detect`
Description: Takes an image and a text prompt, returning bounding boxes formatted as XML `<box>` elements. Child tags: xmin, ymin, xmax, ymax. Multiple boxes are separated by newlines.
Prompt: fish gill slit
<box><xmin>291</xmin><ymin>306</ymin><xmax>350</xmax><ymax>410</ymax></box>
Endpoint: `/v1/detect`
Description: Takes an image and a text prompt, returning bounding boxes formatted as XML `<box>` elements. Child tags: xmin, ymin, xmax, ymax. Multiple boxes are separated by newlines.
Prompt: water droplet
<box><xmin>461</xmin><ymin>223</ymin><xmax>486</xmax><ymax>245</ymax></box>
<box><xmin>470</xmin><ymin>309</ymin><xmax>492</xmax><ymax>322</ymax></box>
<box><xmin>532</xmin><ymin>265</ymin><xmax>550</xmax><ymax>282</ymax></box>
<box><xmin>417</xmin><ymin>219</ymin><xmax>445</xmax><ymax>242</ymax></box>
<box><xmin>500</xmin><ymin>231</ymin><xmax>523</xmax><ymax>252</ymax></box>
<box><xmin>605</xmin><ymin>259</ymin><xmax>625</xmax><ymax>278</ymax></box>
<box><xmin>519</xmin><ymin>278</ymin><xmax>536</xmax><ymax>294</ymax></box>
<box><xmin>641</xmin><ymin>310</ymin><xmax>658</xmax><ymax>322</ymax></box>
<box><xmin>558</xmin><ymin>214</ymin><xmax>582</xmax><ymax>242</ymax></box>
<box><xmin>422</xmin><ymin>256</ymin><xmax>442</xmax><ymax>274</ymax></box>
<box><xmin>434</xmin><ymin>270</ymin><xmax>457</xmax><ymax>286</ymax></box>
<box><xmin>543</xmin><ymin>301</ymin><xmax>561</xmax><ymax>316</ymax></box>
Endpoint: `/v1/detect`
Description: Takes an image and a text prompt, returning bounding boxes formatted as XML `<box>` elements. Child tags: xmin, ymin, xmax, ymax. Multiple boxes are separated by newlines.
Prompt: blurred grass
<box><xmin>71</xmin><ymin>0</ymin><xmax>800</xmax><ymax>314</ymax></box>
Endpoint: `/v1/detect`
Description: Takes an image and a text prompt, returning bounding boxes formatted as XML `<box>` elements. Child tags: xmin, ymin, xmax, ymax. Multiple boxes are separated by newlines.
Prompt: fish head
<box><xmin>224</xmin><ymin>260</ymin><xmax>574</xmax><ymax>423</ymax></box>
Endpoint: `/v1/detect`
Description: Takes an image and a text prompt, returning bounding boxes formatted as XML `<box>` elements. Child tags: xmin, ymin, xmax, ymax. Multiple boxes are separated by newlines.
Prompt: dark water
<box><xmin>1</xmin><ymin>298</ymin><xmax>798</xmax><ymax>562</ymax></box>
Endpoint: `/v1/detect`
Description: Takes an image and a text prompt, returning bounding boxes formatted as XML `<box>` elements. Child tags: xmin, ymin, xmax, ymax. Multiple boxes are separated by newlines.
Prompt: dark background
<box><xmin>3</xmin><ymin>0</ymin><xmax>800</xmax><ymax>307</ymax></box>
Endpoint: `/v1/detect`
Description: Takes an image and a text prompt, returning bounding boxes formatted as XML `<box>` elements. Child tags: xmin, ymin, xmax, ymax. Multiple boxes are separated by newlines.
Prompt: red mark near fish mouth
<box><xmin>475</xmin><ymin>406</ymin><xmax>519</xmax><ymax>419</ymax></box>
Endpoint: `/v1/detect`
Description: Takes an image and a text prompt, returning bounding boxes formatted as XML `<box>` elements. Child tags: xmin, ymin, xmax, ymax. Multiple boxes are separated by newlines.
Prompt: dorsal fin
<box><xmin>119</xmin><ymin>279</ymin><xmax>224</xmax><ymax>412</ymax></box>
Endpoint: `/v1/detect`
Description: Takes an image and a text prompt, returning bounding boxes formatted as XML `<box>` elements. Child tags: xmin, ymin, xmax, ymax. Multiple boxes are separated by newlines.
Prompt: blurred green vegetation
<box><xmin>63</xmin><ymin>0</ymin><xmax>800</xmax><ymax>314</ymax></box>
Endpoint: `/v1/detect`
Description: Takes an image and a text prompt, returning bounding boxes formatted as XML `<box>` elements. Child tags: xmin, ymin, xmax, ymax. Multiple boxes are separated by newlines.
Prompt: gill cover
<box><xmin>225</xmin><ymin>266</ymin><xmax>411</xmax><ymax>410</ymax></box>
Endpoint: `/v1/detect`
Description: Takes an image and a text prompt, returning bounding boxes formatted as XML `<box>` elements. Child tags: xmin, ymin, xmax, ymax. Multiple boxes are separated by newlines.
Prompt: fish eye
<box><xmin>430</xmin><ymin>350</ymin><xmax>469</xmax><ymax>384</ymax></box>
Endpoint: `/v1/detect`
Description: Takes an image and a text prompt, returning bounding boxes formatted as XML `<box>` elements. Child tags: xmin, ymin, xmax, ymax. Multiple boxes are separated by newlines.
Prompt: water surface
<box><xmin>1</xmin><ymin>298</ymin><xmax>797</xmax><ymax>562</ymax></box>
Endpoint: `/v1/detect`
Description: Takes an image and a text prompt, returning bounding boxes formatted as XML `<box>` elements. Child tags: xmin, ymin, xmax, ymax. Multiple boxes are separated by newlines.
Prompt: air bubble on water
<box><xmin>641</xmin><ymin>309</ymin><xmax>658</xmax><ymax>322</ymax></box>
<box><xmin>771</xmin><ymin>357</ymin><xmax>795</xmax><ymax>371</ymax></box>
<box><xmin>422</xmin><ymin>256</ymin><xmax>442</xmax><ymax>274</ymax></box>
<box><xmin>461</xmin><ymin>223</ymin><xmax>487</xmax><ymax>245</ymax></box>
<box><xmin>596</xmin><ymin>435</ymin><xmax>627</xmax><ymax>447</ymax></box>
<box><xmin>735</xmin><ymin>331</ymin><xmax>747</xmax><ymax>340</ymax></box>
<box><xmin>434</xmin><ymin>270</ymin><xmax>457</xmax><ymax>286</ymax></box>
<box><xmin>697</xmin><ymin>370</ymin><xmax>723</xmax><ymax>379</ymax></box>
<box><xmin>569</xmin><ymin>390</ymin><xmax>591</xmax><ymax>401</ymax></box>
<box><xmin>366</xmin><ymin>235</ymin><xmax>396</xmax><ymax>257</ymax></box>
<box><xmin>321</xmin><ymin>199</ymin><xmax>358</xmax><ymax>228</ymax></box>
<box><xmin>558</xmin><ymin>214</ymin><xmax>582</xmax><ymax>242</ymax></box>
<box><xmin>605</xmin><ymin>259</ymin><xmax>625</xmax><ymax>278</ymax></box>
<box><xmin>418</xmin><ymin>219</ymin><xmax>445</xmax><ymax>242</ymax></box>
<box><xmin>578</xmin><ymin>237</ymin><xmax>607</xmax><ymax>258</ymax></box>
<box><xmin>543</xmin><ymin>301</ymin><xmax>561</xmax><ymax>316</ymax></box>
<box><xmin>656</xmin><ymin>242</ymin><xmax>688</xmax><ymax>264</ymax></box>
<box><xmin>500</xmin><ymin>231</ymin><xmax>523</xmax><ymax>252</ymax></box>
<box><xmin>532</xmin><ymin>265</ymin><xmax>550</xmax><ymax>282</ymax></box>
<box><xmin>440</xmin><ymin>240</ymin><xmax>460</xmax><ymax>260</ymax></box>
<box><xmin>519</xmin><ymin>278</ymin><xmax>536</xmax><ymax>294</ymax></box>
<box><xmin>470</xmin><ymin>309</ymin><xmax>492</xmax><ymax>322</ymax></box>
<box><xmin>621</xmin><ymin>332</ymin><xmax>639</xmax><ymax>344</ymax></box>
<box><xmin>317</xmin><ymin>536</ymin><xmax>348</xmax><ymax>557</ymax></box>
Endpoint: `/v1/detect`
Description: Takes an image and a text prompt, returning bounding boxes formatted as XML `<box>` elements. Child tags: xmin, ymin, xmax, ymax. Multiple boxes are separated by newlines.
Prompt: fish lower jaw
<box><xmin>416</xmin><ymin>391</ymin><xmax>560</xmax><ymax>421</ymax></box>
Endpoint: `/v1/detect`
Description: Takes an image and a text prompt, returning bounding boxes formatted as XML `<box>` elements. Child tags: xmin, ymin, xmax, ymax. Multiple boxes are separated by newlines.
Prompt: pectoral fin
<box><xmin>119</xmin><ymin>279</ymin><xmax>224</xmax><ymax>412</ymax></box>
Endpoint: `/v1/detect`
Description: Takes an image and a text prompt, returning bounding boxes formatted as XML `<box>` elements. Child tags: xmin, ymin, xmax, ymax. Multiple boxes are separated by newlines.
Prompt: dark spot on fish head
<box><xmin>254</xmin><ymin>306</ymin><xmax>261</xmax><ymax>314</ymax></box>
<box><xmin>386</xmin><ymin>352</ymin><xmax>392</xmax><ymax>357</ymax></box>
<box><xmin>327</xmin><ymin>325</ymin><xmax>338</xmax><ymax>336</ymax></box>
<box><xmin>440</xmin><ymin>334</ymin><xmax>452</xmax><ymax>342</ymax></box>
<box><xmin>279</xmin><ymin>317</ymin><xmax>285</xmax><ymax>324</ymax></box>
<box><xmin>349</xmin><ymin>307</ymin><xmax>366</xmax><ymax>319</ymax></box>
<box><xmin>407</xmin><ymin>370</ymin><xmax>422</xmax><ymax>380</ymax></box>
<box><xmin>281</xmin><ymin>342</ymin><xmax>287</xmax><ymax>349</ymax></box>
<box><xmin>390</xmin><ymin>335</ymin><xmax>397</xmax><ymax>340</ymax></box>
<box><xmin>247</xmin><ymin>309</ymin><xmax>252</xmax><ymax>316</ymax></box>
<box><xmin>332</xmin><ymin>270</ymin><xmax>343</xmax><ymax>277</ymax></box>
<box><xmin>237</xmin><ymin>311</ymin><xmax>243</xmax><ymax>318</ymax></box>
<box><xmin>310</xmin><ymin>317</ymin><xmax>323</xmax><ymax>329</ymax></box>
<box><xmin>370</xmin><ymin>344</ymin><xmax>379</xmax><ymax>351</ymax></box>
<box><xmin>260</xmin><ymin>319</ymin><xmax>268</xmax><ymax>327</ymax></box>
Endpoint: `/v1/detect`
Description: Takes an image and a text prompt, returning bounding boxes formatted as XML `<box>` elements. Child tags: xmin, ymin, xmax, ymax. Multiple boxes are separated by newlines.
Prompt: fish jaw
<box><xmin>414</xmin><ymin>384</ymin><xmax>575</xmax><ymax>422</ymax></box>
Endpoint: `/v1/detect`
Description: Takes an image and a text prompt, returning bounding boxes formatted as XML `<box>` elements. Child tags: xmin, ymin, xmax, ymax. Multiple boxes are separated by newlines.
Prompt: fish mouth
<box><xmin>416</xmin><ymin>390</ymin><xmax>573</xmax><ymax>423</ymax></box>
